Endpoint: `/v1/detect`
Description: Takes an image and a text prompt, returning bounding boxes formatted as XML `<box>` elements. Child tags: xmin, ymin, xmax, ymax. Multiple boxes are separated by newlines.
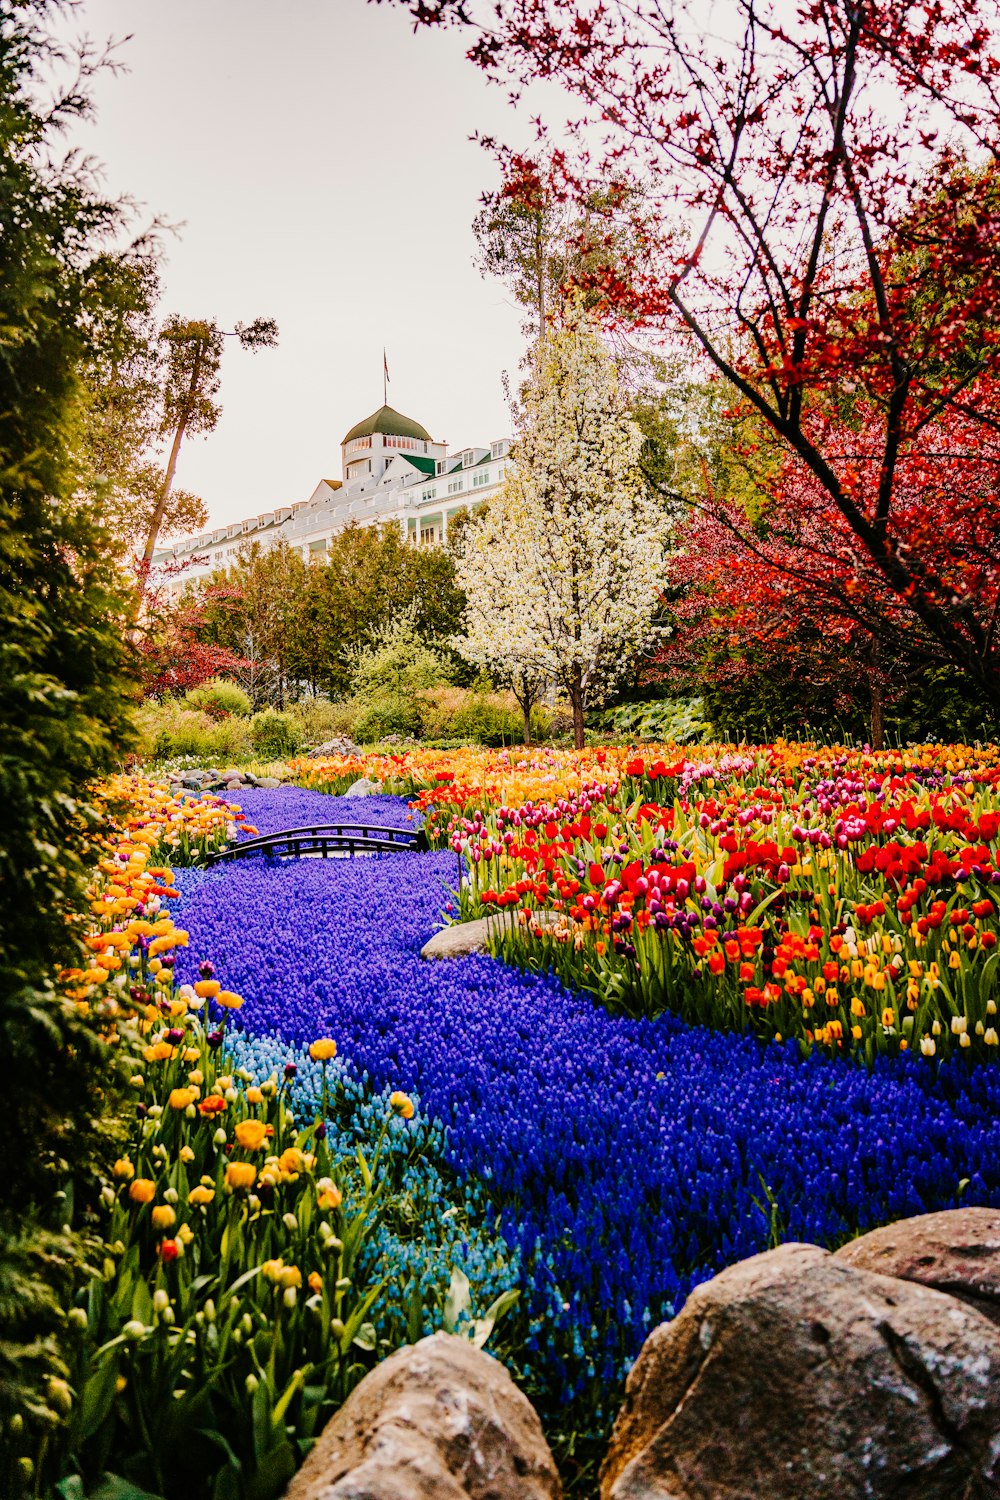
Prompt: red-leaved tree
<box><xmin>661</xmin><ymin>390</ymin><xmax>1000</xmax><ymax>741</ymax></box>
<box><xmin>382</xmin><ymin>0</ymin><xmax>1000</xmax><ymax>709</ymax></box>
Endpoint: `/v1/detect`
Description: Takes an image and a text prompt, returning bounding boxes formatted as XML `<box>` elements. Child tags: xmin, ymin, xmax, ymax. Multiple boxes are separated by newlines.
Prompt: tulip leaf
<box><xmin>443</xmin><ymin>1265</ymin><xmax>471</xmax><ymax>1333</ymax></box>
<box><xmin>247</xmin><ymin>1442</ymin><xmax>296</xmax><ymax>1500</ymax></box>
<box><xmin>406</xmin><ymin>1277</ymin><xmax>424</xmax><ymax>1344</ymax></box>
<box><xmin>471</xmin><ymin>1287</ymin><xmax>520</xmax><ymax>1348</ymax></box>
<box><xmin>339</xmin><ymin>1282</ymin><xmax>385</xmax><ymax>1354</ymax></box>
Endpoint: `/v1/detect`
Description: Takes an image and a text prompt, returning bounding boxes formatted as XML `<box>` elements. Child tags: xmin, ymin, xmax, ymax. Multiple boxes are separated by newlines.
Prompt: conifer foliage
<box><xmin>0</xmin><ymin>0</ymin><xmax>137</xmax><ymax>1451</ymax></box>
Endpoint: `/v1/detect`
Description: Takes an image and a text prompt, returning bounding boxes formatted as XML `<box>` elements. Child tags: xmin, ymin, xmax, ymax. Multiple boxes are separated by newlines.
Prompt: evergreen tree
<box><xmin>0</xmin><ymin>2</ymin><xmax>139</xmax><ymax>1469</ymax></box>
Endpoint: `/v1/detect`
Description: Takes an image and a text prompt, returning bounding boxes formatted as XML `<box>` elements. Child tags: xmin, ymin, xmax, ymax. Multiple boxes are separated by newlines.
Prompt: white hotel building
<box><xmin>153</xmin><ymin>404</ymin><xmax>511</xmax><ymax>591</ymax></box>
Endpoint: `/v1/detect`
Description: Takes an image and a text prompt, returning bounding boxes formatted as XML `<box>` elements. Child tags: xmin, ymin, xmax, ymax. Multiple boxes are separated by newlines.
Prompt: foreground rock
<box><xmin>601</xmin><ymin>1241</ymin><xmax>1000</xmax><ymax>1500</ymax></box>
<box><xmin>285</xmin><ymin>1332</ymin><xmax>561</xmax><ymax>1500</ymax></box>
<box><xmin>835</xmin><ymin>1207</ymin><xmax>1000</xmax><ymax>1328</ymax></box>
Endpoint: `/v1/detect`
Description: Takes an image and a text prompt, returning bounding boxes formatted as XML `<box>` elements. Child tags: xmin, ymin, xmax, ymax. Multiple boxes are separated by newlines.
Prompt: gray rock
<box><xmin>836</xmin><ymin>1208</ymin><xmax>1000</xmax><ymax>1328</ymax></box>
<box><xmin>346</xmin><ymin>777</ymin><xmax>382</xmax><ymax>797</ymax></box>
<box><xmin>256</xmin><ymin>776</ymin><xmax>282</xmax><ymax>789</ymax></box>
<box><xmin>181</xmin><ymin>776</ymin><xmax>203</xmax><ymax>791</ymax></box>
<box><xmin>309</xmin><ymin>737</ymin><xmax>361</xmax><ymax>758</ymax></box>
<box><xmin>284</xmin><ymin>1332</ymin><xmax>561</xmax><ymax>1500</ymax></box>
<box><xmin>601</xmin><ymin>1240</ymin><xmax>1000</xmax><ymax>1500</ymax></box>
<box><xmin>421</xmin><ymin>911</ymin><xmax>559</xmax><ymax>960</ymax></box>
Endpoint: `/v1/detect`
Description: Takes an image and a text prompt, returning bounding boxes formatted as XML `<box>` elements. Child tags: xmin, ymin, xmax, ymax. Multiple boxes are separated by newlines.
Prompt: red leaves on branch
<box><xmin>389</xmin><ymin>0</ymin><xmax>1000</xmax><ymax>706</ymax></box>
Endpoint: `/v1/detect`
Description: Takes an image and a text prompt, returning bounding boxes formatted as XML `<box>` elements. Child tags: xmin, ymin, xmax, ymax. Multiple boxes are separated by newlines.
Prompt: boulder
<box><xmin>421</xmin><ymin>917</ymin><xmax>494</xmax><ymax>960</ymax></box>
<box><xmin>256</xmin><ymin>776</ymin><xmax>282</xmax><ymax>789</ymax></box>
<box><xmin>601</xmin><ymin>1241</ymin><xmax>1000</xmax><ymax>1500</ymax></box>
<box><xmin>309</xmin><ymin>737</ymin><xmax>361</xmax><ymax>758</ymax></box>
<box><xmin>836</xmin><ymin>1208</ymin><xmax>1000</xmax><ymax>1328</ymax></box>
<box><xmin>284</xmin><ymin>1331</ymin><xmax>561</xmax><ymax>1500</ymax></box>
<box><xmin>420</xmin><ymin>912</ymin><xmax>559</xmax><ymax>961</ymax></box>
<box><xmin>345</xmin><ymin>777</ymin><xmax>382</xmax><ymax>797</ymax></box>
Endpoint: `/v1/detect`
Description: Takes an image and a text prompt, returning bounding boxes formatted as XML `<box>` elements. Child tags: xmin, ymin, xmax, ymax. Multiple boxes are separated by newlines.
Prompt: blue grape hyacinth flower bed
<box><xmin>173</xmin><ymin>790</ymin><xmax>1000</xmax><ymax>1411</ymax></box>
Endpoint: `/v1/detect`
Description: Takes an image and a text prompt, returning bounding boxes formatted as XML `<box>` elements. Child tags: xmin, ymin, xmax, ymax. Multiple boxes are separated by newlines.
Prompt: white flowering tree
<box><xmin>455</xmin><ymin>312</ymin><xmax>669</xmax><ymax>747</ymax></box>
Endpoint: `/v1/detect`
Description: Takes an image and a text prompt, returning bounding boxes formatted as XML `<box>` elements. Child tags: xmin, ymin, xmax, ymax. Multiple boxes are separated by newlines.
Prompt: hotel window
<box><xmin>420</xmin><ymin>526</ymin><xmax>436</xmax><ymax>544</ymax></box>
<box><xmin>447</xmin><ymin>479</ymin><xmax>464</xmax><ymax>494</ymax></box>
<box><xmin>421</xmin><ymin>486</ymin><xmax>437</xmax><ymax>502</ymax></box>
<box><xmin>472</xmin><ymin>470</ymin><xmax>491</xmax><ymax>488</ymax></box>
<box><xmin>497</xmin><ymin>462</ymin><xmax>506</xmax><ymax>479</ymax></box>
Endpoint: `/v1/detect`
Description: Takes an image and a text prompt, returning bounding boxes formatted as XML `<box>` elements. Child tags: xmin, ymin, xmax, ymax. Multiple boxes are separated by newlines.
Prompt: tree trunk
<box><xmin>570</xmin><ymin>669</ymin><xmax>585</xmax><ymax>750</ymax></box>
<box><xmin>869</xmin><ymin>672</ymin><xmax>885</xmax><ymax>751</ymax></box>
<box><xmin>522</xmin><ymin>696</ymin><xmax>533</xmax><ymax>746</ymax></box>
<box><xmin>136</xmin><ymin>340</ymin><xmax>207</xmax><ymax>616</ymax></box>
<box><xmin>868</xmin><ymin>638</ymin><xmax>885</xmax><ymax>751</ymax></box>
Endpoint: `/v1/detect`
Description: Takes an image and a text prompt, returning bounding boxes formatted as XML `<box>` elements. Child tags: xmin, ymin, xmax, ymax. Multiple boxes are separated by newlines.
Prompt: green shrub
<box><xmin>418</xmin><ymin>686</ymin><xmax>551</xmax><ymax>746</ymax></box>
<box><xmin>135</xmin><ymin>702</ymin><xmax>255</xmax><ymax>763</ymax></box>
<box><xmin>250</xmin><ymin>709</ymin><xmax>302</xmax><ymax>758</ymax></box>
<box><xmin>601</xmin><ymin>697</ymin><xmax>712</xmax><ymax>744</ymax></box>
<box><xmin>350</xmin><ymin>611</ymin><xmax>452</xmax><ymax>699</ymax></box>
<box><xmin>287</xmin><ymin>697</ymin><xmax>360</xmax><ymax>745</ymax></box>
<box><xmin>352</xmin><ymin>695</ymin><xmax>422</xmax><ymax>744</ymax></box>
<box><xmin>183</xmin><ymin>677</ymin><xmax>252</xmax><ymax>719</ymax></box>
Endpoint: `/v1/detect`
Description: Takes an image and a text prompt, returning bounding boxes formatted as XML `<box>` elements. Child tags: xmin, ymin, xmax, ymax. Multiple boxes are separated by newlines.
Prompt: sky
<box><xmin>57</xmin><ymin>0</ymin><xmax>530</xmax><ymax>529</ymax></box>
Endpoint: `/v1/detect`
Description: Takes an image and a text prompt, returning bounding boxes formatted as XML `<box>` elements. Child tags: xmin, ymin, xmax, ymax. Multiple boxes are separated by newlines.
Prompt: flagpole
<box><xmin>383</xmin><ymin>347</ymin><xmax>388</xmax><ymax>406</ymax></box>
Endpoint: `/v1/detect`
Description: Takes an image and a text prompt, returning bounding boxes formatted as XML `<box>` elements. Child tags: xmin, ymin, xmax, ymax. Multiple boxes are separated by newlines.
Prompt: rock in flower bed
<box><xmin>169</xmin><ymin>805</ymin><xmax>1000</xmax><ymax>1424</ymax></box>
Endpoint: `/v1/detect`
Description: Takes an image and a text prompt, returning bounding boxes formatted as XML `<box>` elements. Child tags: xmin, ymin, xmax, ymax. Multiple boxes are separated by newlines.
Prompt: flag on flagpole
<box><xmin>383</xmin><ymin>349</ymin><xmax>389</xmax><ymax>404</ymax></box>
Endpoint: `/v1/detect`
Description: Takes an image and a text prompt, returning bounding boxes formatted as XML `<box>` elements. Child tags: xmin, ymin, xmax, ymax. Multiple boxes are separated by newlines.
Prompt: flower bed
<box><xmin>169</xmin><ymin>803</ymin><xmax>1000</xmax><ymax>1417</ymax></box>
<box><xmin>419</xmin><ymin>746</ymin><xmax>1000</xmax><ymax>1062</ymax></box>
<box><xmin>25</xmin><ymin>781</ymin><xmax>520</xmax><ymax>1500</ymax></box>
<box><xmin>49</xmin><ymin>754</ymin><xmax>1000</xmax><ymax>1490</ymax></box>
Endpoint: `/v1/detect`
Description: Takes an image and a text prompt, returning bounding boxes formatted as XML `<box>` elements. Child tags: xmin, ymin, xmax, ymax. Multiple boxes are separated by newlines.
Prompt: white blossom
<box><xmin>455</xmin><ymin>310</ymin><xmax>670</xmax><ymax>746</ymax></box>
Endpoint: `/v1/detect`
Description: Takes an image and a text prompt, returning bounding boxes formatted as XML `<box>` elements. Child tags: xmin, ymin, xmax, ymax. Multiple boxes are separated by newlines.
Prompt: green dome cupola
<box><xmin>341</xmin><ymin>405</ymin><xmax>432</xmax><ymax>445</ymax></box>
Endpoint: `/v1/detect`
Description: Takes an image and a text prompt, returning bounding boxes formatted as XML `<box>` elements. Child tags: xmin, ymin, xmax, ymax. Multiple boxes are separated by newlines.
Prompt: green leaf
<box><xmin>76</xmin><ymin>1351</ymin><xmax>122</xmax><ymax>1443</ymax></box>
<box><xmin>338</xmin><ymin>1282</ymin><xmax>385</xmax><ymax>1355</ymax></box>
<box><xmin>247</xmin><ymin>1442</ymin><xmax>296</xmax><ymax>1500</ymax></box>
<box><xmin>352</xmin><ymin>1322</ymin><xmax>376</xmax><ymax>1351</ymax></box>
<box><xmin>443</xmin><ymin>1266</ymin><xmax>471</xmax><ymax>1334</ymax></box>
<box><xmin>271</xmin><ymin>1366</ymin><xmax>309</xmax><ymax>1429</ymax></box>
<box><xmin>471</xmin><ymin>1286</ymin><xmax>520</xmax><ymax>1350</ymax></box>
<box><xmin>130</xmin><ymin>1276</ymin><xmax>153</xmax><ymax>1328</ymax></box>
<box><xmin>252</xmin><ymin>1375</ymin><xmax>273</xmax><ymax>1465</ymax></box>
<box><xmin>406</xmin><ymin>1278</ymin><xmax>424</xmax><ymax>1345</ymax></box>
<box><xmin>75</xmin><ymin>1476</ymin><xmax>166</xmax><ymax>1500</ymax></box>
<box><xmin>211</xmin><ymin>1463</ymin><xmax>243</xmax><ymax>1500</ymax></box>
<box><xmin>355</xmin><ymin>1145</ymin><xmax>372</xmax><ymax>1190</ymax></box>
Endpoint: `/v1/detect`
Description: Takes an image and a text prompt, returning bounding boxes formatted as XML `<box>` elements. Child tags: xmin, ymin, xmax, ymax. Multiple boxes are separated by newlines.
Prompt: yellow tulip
<box><xmin>234</xmin><ymin>1119</ymin><xmax>268</xmax><ymax>1151</ymax></box>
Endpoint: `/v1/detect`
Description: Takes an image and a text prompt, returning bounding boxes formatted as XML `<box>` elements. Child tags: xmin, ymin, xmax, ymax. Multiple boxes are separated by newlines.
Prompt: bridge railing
<box><xmin>205</xmin><ymin>823</ymin><xmax>428</xmax><ymax>866</ymax></box>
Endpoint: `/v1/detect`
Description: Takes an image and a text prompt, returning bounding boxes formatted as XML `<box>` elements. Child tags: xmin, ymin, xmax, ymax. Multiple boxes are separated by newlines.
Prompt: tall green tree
<box><xmin>0</xmin><ymin>3</ymin><xmax>139</xmax><ymax>1480</ymax></box>
<box><xmin>191</xmin><ymin>523</ymin><xmax>467</xmax><ymax>704</ymax></box>
<box><xmin>139</xmin><ymin>314</ymin><xmax>278</xmax><ymax>576</ymax></box>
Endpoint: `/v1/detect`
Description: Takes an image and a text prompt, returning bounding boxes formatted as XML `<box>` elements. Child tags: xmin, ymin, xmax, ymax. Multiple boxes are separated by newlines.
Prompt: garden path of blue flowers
<box><xmin>175</xmin><ymin>788</ymin><xmax>1000</xmax><ymax>1401</ymax></box>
